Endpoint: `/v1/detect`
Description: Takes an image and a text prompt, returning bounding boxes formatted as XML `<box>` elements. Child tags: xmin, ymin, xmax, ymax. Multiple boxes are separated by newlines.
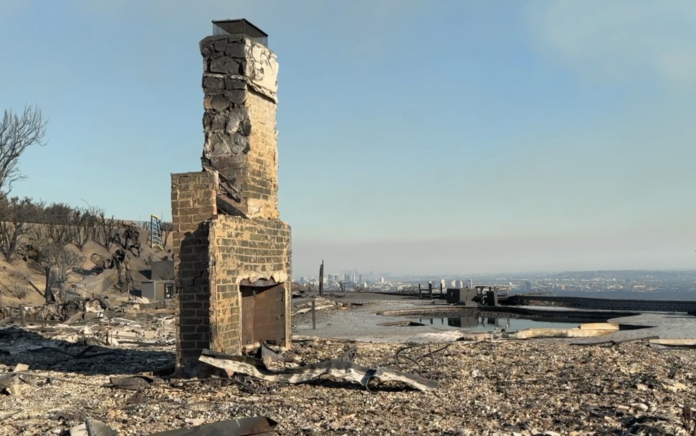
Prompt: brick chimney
<box><xmin>171</xmin><ymin>19</ymin><xmax>292</xmax><ymax>367</ymax></box>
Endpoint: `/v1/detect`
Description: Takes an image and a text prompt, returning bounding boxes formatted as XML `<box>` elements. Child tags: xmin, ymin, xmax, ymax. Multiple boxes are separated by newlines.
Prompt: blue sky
<box><xmin>1</xmin><ymin>0</ymin><xmax>695</xmax><ymax>277</ymax></box>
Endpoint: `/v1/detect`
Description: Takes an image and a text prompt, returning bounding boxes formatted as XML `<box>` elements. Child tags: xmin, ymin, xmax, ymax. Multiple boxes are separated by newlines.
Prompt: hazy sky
<box><xmin>1</xmin><ymin>1</ymin><xmax>695</xmax><ymax>277</ymax></box>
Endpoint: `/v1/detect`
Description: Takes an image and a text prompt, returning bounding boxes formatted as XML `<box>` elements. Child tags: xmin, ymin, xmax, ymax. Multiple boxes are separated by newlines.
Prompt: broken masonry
<box><xmin>171</xmin><ymin>19</ymin><xmax>292</xmax><ymax>367</ymax></box>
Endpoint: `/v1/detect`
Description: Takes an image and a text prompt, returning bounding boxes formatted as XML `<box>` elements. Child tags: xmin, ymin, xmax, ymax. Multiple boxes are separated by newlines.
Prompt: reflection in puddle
<box><xmin>411</xmin><ymin>316</ymin><xmax>580</xmax><ymax>332</ymax></box>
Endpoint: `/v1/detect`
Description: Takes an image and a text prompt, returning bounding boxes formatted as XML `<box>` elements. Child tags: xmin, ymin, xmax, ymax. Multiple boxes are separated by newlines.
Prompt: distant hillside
<box><xmin>0</xmin><ymin>226</ymin><xmax>173</xmax><ymax>308</ymax></box>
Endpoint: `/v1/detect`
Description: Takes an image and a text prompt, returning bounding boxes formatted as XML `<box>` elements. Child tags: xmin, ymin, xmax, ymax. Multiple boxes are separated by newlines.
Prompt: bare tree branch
<box><xmin>38</xmin><ymin>243</ymin><xmax>85</xmax><ymax>281</ymax></box>
<box><xmin>0</xmin><ymin>106</ymin><xmax>47</xmax><ymax>194</ymax></box>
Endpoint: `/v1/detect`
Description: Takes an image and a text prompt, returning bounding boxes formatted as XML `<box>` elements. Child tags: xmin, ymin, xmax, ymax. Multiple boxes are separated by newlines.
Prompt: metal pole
<box><xmin>418</xmin><ymin>284</ymin><xmax>422</xmax><ymax>300</ymax></box>
<box><xmin>318</xmin><ymin>260</ymin><xmax>324</xmax><ymax>297</ymax></box>
<box><xmin>312</xmin><ymin>298</ymin><xmax>316</xmax><ymax>330</ymax></box>
<box><xmin>429</xmin><ymin>282</ymin><xmax>433</xmax><ymax>300</ymax></box>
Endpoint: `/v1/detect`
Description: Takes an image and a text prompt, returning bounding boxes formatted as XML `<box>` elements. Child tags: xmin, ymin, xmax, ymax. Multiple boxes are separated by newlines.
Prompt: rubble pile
<box><xmin>2</xmin><ymin>331</ymin><xmax>696</xmax><ymax>435</ymax></box>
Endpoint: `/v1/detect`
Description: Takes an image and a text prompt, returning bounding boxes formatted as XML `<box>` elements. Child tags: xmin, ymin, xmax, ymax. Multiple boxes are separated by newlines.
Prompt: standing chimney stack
<box><xmin>171</xmin><ymin>19</ymin><xmax>292</xmax><ymax>367</ymax></box>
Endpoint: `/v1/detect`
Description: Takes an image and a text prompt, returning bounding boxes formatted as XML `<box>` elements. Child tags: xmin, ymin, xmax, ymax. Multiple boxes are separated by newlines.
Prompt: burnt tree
<box><xmin>161</xmin><ymin>221</ymin><xmax>173</xmax><ymax>248</ymax></box>
<box><xmin>0</xmin><ymin>197</ymin><xmax>41</xmax><ymax>262</ymax></box>
<box><xmin>97</xmin><ymin>211</ymin><xmax>119</xmax><ymax>250</ymax></box>
<box><xmin>38</xmin><ymin>243</ymin><xmax>85</xmax><ymax>303</ymax></box>
<box><xmin>0</xmin><ymin>106</ymin><xmax>47</xmax><ymax>194</ymax></box>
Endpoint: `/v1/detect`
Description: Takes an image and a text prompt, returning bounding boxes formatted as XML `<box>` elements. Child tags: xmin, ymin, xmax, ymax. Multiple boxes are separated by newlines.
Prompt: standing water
<box><xmin>411</xmin><ymin>316</ymin><xmax>581</xmax><ymax>332</ymax></box>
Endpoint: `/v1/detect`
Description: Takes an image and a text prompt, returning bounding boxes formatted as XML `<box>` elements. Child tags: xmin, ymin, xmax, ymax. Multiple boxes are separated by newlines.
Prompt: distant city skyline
<box><xmin>1</xmin><ymin>0</ymin><xmax>695</xmax><ymax>277</ymax></box>
<box><xmin>292</xmin><ymin>227</ymin><xmax>695</xmax><ymax>277</ymax></box>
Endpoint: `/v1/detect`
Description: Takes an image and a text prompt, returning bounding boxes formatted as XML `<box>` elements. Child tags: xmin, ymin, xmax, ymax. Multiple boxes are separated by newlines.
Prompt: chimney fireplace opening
<box><xmin>240</xmin><ymin>278</ymin><xmax>285</xmax><ymax>347</ymax></box>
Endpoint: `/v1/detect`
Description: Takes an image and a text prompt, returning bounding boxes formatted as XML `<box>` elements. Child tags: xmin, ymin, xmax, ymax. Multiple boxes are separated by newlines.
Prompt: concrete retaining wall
<box><xmin>508</xmin><ymin>295</ymin><xmax>696</xmax><ymax>313</ymax></box>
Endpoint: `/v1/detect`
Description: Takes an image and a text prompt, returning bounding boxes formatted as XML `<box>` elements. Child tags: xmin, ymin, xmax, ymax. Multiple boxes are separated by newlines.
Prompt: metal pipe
<box><xmin>318</xmin><ymin>260</ymin><xmax>324</xmax><ymax>297</ymax></box>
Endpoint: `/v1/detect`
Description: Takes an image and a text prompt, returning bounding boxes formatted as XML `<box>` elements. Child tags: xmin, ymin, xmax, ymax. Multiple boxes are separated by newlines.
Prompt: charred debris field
<box><xmin>2</xmin><ymin>327</ymin><xmax>696</xmax><ymax>435</ymax></box>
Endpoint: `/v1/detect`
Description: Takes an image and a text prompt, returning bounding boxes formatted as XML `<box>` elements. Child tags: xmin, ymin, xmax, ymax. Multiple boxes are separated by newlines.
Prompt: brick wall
<box><xmin>171</xmin><ymin>171</ymin><xmax>292</xmax><ymax>364</ymax></box>
<box><xmin>209</xmin><ymin>216</ymin><xmax>292</xmax><ymax>354</ymax></box>
<box><xmin>171</xmin><ymin>171</ymin><xmax>216</xmax><ymax>366</ymax></box>
<box><xmin>244</xmin><ymin>91</ymin><xmax>279</xmax><ymax>220</ymax></box>
<box><xmin>509</xmin><ymin>295</ymin><xmax>696</xmax><ymax>313</ymax></box>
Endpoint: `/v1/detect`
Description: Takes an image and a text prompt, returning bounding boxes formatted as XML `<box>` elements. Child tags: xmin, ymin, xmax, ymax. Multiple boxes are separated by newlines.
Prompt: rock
<box><xmin>203</xmin><ymin>112</ymin><xmax>227</xmax><ymax>131</ymax></box>
<box><xmin>224</xmin><ymin>40</ymin><xmax>247</xmax><ymax>58</ymax></box>
<box><xmin>205</xmin><ymin>95</ymin><xmax>230</xmax><ymax>112</ymax></box>
<box><xmin>213</xmin><ymin>38</ymin><xmax>227</xmax><ymax>52</ymax></box>
<box><xmin>230</xmin><ymin>134</ymin><xmax>249</xmax><ymax>155</ymax></box>
<box><xmin>204</xmin><ymin>132</ymin><xmax>232</xmax><ymax>157</ymax></box>
<box><xmin>209</xmin><ymin>56</ymin><xmax>240</xmax><ymax>74</ymax></box>
<box><xmin>185</xmin><ymin>418</ymin><xmax>205</xmax><ymax>426</ymax></box>
<box><xmin>224</xmin><ymin>90</ymin><xmax>246</xmax><ymax>106</ymax></box>
<box><xmin>199</xmin><ymin>35</ymin><xmax>227</xmax><ymax>56</ymax></box>
<box><xmin>224</xmin><ymin>77</ymin><xmax>247</xmax><ymax>90</ymax></box>
<box><xmin>90</xmin><ymin>253</ymin><xmax>104</xmax><ymax>268</ymax></box>
<box><xmin>13</xmin><ymin>363</ymin><xmax>28</xmax><ymax>372</ymax></box>
<box><xmin>70</xmin><ymin>419</ymin><xmax>117</xmax><ymax>436</ymax></box>
<box><xmin>85</xmin><ymin>419</ymin><xmax>118</xmax><ymax>436</ymax></box>
<box><xmin>202</xmin><ymin>76</ymin><xmax>224</xmax><ymax>92</ymax></box>
<box><xmin>227</xmin><ymin>108</ymin><xmax>252</xmax><ymax>135</ymax></box>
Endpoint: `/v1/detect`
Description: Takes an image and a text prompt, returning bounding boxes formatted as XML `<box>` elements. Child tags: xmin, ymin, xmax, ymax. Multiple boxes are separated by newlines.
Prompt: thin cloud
<box><xmin>524</xmin><ymin>0</ymin><xmax>696</xmax><ymax>88</ymax></box>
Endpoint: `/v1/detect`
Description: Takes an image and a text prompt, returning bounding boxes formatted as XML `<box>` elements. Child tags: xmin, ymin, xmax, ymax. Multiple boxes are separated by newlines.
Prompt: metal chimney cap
<box><xmin>212</xmin><ymin>19</ymin><xmax>268</xmax><ymax>46</ymax></box>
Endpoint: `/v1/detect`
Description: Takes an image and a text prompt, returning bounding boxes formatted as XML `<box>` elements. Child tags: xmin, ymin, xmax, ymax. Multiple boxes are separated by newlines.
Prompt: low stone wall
<box><xmin>508</xmin><ymin>295</ymin><xmax>696</xmax><ymax>313</ymax></box>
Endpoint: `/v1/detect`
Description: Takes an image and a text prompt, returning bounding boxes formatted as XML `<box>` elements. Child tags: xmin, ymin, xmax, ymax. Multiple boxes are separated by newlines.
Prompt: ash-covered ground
<box><xmin>2</xmin><ymin>320</ymin><xmax>696</xmax><ymax>435</ymax></box>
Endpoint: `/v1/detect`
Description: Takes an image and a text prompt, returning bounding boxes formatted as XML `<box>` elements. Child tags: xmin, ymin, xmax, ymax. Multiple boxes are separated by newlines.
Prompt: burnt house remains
<box><xmin>171</xmin><ymin>19</ymin><xmax>292</xmax><ymax>367</ymax></box>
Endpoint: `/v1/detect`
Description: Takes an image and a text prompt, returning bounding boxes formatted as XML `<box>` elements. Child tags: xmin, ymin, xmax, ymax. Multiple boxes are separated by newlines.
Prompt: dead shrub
<box><xmin>2</xmin><ymin>277</ymin><xmax>29</xmax><ymax>300</ymax></box>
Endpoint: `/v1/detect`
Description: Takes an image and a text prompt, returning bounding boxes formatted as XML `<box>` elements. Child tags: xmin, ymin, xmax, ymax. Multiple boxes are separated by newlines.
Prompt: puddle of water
<box><xmin>410</xmin><ymin>316</ymin><xmax>580</xmax><ymax>332</ymax></box>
